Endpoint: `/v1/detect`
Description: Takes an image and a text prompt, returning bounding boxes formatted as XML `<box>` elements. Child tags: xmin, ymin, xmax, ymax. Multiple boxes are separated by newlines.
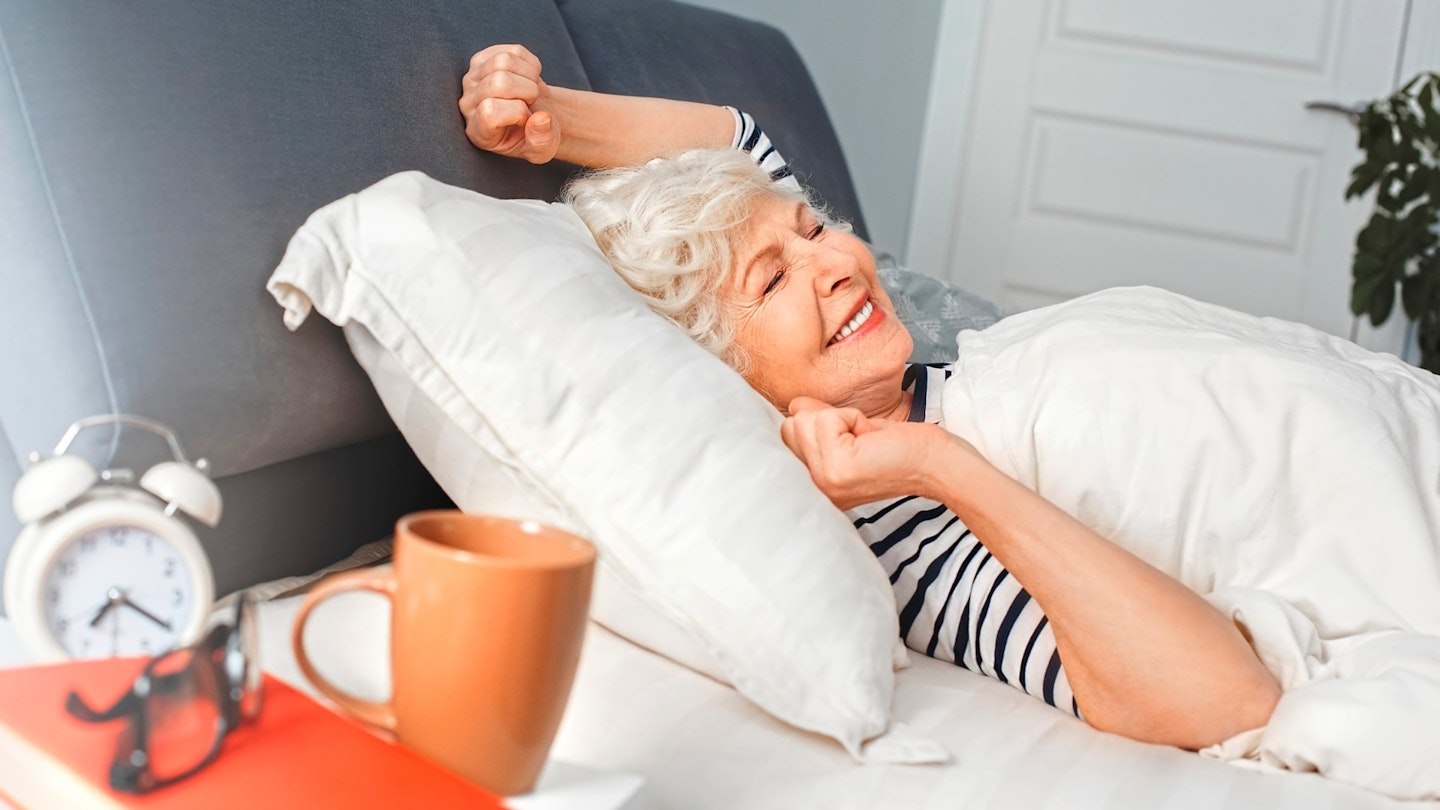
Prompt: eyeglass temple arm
<box><xmin>65</xmin><ymin>689</ymin><xmax>137</xmax><ymax>723</ymax></box>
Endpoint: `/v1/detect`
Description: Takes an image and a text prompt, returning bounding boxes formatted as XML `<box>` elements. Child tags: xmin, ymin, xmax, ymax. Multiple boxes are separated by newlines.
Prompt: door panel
<box><xmin>1058</xmin><ymin>0</ymin><xmax>1337</xmax><ymax>69</ymax></box>
<box><xmin>1027</xmin><ymin>117</ymin><xmax>1313</xmax><ymax>248</ymax></box>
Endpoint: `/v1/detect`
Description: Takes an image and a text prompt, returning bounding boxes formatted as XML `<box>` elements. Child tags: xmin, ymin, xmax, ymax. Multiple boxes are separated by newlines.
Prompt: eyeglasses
<box><xmin>64</xmin><ymin>590</ymin><xmax>264</xmax><ymax>794</ymax></box>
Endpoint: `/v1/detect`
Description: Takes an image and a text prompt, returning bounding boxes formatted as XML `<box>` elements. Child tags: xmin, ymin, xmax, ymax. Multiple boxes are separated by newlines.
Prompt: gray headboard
<box><xmin>0</xmin><ymin>0</ymin><xmax>865</xmax><ymax>608</ymax></box>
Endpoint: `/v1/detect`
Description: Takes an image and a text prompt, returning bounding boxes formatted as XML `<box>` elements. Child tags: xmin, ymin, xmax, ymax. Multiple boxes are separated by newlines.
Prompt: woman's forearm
<box><xmin>919</xmin><ymin>438</ymin><xmax>1280</xmax><ymax>749</ymax></box>
<box><xmin>460</xmin><ymin>45</ymin><xmax>734</xmax><ymax>168</ymax></box>
<box><xmin>543</xmin><ymin>87</ymin><xmax>734</xmax><ymax>168</ymax></box>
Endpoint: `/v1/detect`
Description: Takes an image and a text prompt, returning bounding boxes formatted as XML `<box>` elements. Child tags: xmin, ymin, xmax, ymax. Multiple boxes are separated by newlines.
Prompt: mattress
<box><xmin>0</xmin><ymin>596</ymin><xmax>1424</xmax><ymax>810</ymax></box>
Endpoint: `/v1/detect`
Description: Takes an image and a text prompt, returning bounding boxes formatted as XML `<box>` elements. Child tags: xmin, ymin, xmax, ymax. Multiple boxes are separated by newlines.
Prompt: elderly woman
<box><xmin>457</xmin><ymin>45</ymin><xmax>1281</xmax><ymax>751</ymax></box>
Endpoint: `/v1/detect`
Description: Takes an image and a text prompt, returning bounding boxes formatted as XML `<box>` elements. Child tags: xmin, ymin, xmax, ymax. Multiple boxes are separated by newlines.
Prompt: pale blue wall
<box><xmin>683</xmin><ymin>0</ymin><xmax>945</xmax><ymax>263</ymax></box>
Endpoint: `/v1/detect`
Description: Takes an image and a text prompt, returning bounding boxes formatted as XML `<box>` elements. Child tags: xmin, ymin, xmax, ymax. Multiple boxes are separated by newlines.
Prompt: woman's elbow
<box><xmin>1181</xmin><ymin>675</ymin><xmax>1281</xmax><ymax>750</ymax></box>
<box><xmin>1086</xmin><ymin>671</ymin><xmax>1281</xmax><ymax>750</ymax></box>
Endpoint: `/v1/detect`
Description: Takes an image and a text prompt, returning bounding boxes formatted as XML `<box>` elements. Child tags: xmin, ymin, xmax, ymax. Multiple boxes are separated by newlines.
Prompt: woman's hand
<box><xmin>780</xmin><ymin>397</ymin><xmax>977</xmax><ymax>510</ymax></box>
<box><xmin>459</xmin><ymin>44</ymin><xmax>561</xmax><ymax>164</ymax></box>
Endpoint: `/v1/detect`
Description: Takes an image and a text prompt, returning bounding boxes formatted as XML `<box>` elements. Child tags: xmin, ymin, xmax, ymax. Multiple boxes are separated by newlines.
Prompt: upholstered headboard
<box><xmin>0</xmin><ymin>0</ymin><xmax>866</xmax><ymax>608</ymax></box>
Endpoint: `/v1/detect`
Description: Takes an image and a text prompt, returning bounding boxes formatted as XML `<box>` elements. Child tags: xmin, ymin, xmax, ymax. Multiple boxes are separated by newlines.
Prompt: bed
<box><xmin>4</xmin><ymin>592</ymin><xmax>1404</xmax><ymax>808</ymax></box>
<box><xmin>0</xmin><ymin>1</ymin><xmax>1430</xmax><ymax>808</ymax></box>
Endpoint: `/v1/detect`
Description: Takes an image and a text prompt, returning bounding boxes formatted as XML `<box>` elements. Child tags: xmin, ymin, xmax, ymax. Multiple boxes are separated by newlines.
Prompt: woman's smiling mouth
<box><xmin>828</xmin><ymin>299</ymin><xmax>877</xmax><ymax>346</ymax></box>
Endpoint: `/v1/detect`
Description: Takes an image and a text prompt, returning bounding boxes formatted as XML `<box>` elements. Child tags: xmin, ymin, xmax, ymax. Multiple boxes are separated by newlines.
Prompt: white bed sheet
<box><xmin>552</xmin><ymin>623</ymin><xmax>1421</xmax><ymax>810</ymax></box>
<box><xmin>2</xmin><ymin>596</ymin><xmax>1425</xmax><ymax>810</ymax></box>
<box><xmin>254</xmin><ymin>590</ymin><xmax>1428</xmax><ymax>810</ymax></box>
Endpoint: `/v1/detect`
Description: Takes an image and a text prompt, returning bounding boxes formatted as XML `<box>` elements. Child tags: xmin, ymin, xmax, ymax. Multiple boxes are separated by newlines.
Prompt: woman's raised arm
<box><xmin>780</xmin><ymin>398</ymin><xmax>1281</xmax><ymax>750</ymax></box>
<box><xmin>459</xmin><ymin>44</ymin><xmax>734</xmax><ymax>168</ymax></box>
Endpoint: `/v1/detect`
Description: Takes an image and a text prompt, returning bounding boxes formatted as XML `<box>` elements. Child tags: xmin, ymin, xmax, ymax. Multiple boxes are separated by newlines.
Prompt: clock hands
<box><xmin>118</xmin><ymin>594</ymin><xmax>173</xmax><ymax>631</ymax></box>
<box><xmin>88</xmin><ymin>587</ymin><xmax>173</xmax><ymax>632</ymax></box>
<box><xmin>83</xmin><ymin>589</ymin><xmax>128</xmax><ymax>656</ymax></box>
<box><xmin>89</xmin><ymin>589</ymin><xmax>125</xmax><ymax>628</ymax></box>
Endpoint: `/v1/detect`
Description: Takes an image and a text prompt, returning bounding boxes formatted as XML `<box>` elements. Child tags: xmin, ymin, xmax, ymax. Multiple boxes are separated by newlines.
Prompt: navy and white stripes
<box><xmin>727</xmin><ymin>106</ymin><xmax>801</xmax><ymax>191</ymax></box>
<box><xmin>848</xmin><ymin>365</ymin><xmax>1080</xmax><ymax>717</ymax></box>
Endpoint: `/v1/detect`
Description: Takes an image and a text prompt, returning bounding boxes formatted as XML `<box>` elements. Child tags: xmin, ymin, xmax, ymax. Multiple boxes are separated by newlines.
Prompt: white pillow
<box><xmin>341</xmin><ymin>322</ymin><xmax>732</xmax><ymax>684</ymax></box>
<box><xmin>266</xmin><ymin>171</ymin><xmax>945</xmax><ymax>763</ymax></box>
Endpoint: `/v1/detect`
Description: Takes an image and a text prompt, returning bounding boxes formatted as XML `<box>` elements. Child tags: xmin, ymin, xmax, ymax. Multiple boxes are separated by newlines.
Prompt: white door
<box><xmin>913</xmin><ymin>0</ymin><xmax>1410</xmax><ymax>351</ymax></box>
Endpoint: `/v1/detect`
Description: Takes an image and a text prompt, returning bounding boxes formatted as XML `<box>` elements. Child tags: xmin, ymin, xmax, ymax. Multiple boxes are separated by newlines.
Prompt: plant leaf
<box><xmin>1346</xmin><ymin>161</ymin><xmax>1383</xmax><ymax>199</ymax></box>
<box><xmin>1354</xmin><ymin>252</ymin><xmax>1384</xmax><ymax>279</ymax></box>
<box><xmin>1351</xmin><ymin>268</ymin><xmax>1389</xmax><ymax>318</ymax></box>
<box><xmin>1372</xmin><ymin>123</ymin><xmax>1395</xmax><ymax>164</ymax></box>
<box><xmin>1396</xmin><ymin>204</ymin><xmax>1440</xmax><ymax>258</ymax></box>
<box><xmin>1412</xmin><ymin>252</ymin><xmax>1440</xmax><ymax>320</ymax></box>
<box><xmin>1368</xmin><ymin>277</ymin><xmax>1397</xmax><ymax>325</ymax></box>
<box><xmin>1356</xmin><ymin>212</ymin><xmax>1394</xmax><ymax>255</ymax></box>
<box><xmin>1402</xmin><ymin>267</ymin><xmax>1439</xmax><ymax>320</ymax></box>
<box><xmin>1397</xmin><ymin>170</ymin><xmax>1429</xmax><ymax>206</ymax></box>
<box><xmin>1376</xmin><ymin>178</ymin><xmax>1404</xmax><ymax>213</ymax></box>
<box><xmin>1396</xmin><ymin>107</ymin><xmax>1424</xmax><ymax>148</ymax></box>
<box><xmin>1418</xmin><ymin>310</ymin><xmax>1440</xmax><ymax>373</ymax></box>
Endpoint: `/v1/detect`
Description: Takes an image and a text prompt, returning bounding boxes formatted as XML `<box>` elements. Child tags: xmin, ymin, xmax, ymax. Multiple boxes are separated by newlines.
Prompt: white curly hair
<box><xmin>562</xmin><ymin>148</ymin><xmax>847</xmax><ymax>373</ymax></box>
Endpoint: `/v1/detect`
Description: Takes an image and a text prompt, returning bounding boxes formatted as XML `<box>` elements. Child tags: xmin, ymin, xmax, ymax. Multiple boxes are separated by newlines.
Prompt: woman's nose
<box><xmin>812</xmin><ymin>245</ymin><xmax>859</xmax><ymax>295</ymax></box>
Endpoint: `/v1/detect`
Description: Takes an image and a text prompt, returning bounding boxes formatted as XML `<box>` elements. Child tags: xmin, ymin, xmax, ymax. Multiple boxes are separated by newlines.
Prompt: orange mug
<box><xmin>291</xmin><ymin>510</ymin><xmax>595</xmax><ymax>796</ymax></box>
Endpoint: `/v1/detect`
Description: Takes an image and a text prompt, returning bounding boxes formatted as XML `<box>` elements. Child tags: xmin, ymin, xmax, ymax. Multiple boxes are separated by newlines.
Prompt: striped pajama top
<box><xmin>726</xmin><ymin>109</ymin><xmax>1079</xmax><ymax>717</ymax></box>
<box><xmin>846</xmin><ymin>365</ymin><xmax>1079</xmax><ymax>717</ymax></box>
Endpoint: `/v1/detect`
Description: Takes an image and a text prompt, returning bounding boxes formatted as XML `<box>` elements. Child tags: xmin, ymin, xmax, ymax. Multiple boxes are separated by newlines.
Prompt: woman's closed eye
<box><xmin>760</xmin><ymin>219</ymin><xmax>825</xmax><ymax>296</ymax></box>
<box><xmin>762</xmin><ymin>270</ymin><xmax>786</xmax><ymax>296</ymax></box>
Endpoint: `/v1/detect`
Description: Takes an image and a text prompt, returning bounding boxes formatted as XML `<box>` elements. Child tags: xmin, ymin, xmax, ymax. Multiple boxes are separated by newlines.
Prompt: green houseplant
<box><xmin>1345</xmin><ymin>71</ymin><xmax>1440</xmax><ymax>373</ymax></box>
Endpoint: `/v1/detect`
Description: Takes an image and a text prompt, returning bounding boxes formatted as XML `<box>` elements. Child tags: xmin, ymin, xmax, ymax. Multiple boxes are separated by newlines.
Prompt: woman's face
<box><xmin>722</xmin><ymin>196</ymin><xmax>913</xmax><ymax>417</ymax></box>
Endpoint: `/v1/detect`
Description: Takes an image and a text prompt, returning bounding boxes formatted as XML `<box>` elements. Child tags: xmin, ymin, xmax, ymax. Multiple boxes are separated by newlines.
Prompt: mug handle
<box><xmin>290</xmin><ymin>568</ymin><xmax>398</xmax><ymax>731</ymax></box>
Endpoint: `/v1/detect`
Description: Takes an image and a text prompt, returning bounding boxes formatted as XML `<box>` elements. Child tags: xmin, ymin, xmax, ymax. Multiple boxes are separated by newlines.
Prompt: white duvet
<box><xmin>941</xmin><ymin>287</ymin><xmax>1440</xmax><ymax>801</ymax></box>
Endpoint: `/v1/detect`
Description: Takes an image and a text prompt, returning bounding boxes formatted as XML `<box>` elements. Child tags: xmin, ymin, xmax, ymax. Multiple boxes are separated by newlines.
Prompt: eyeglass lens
<box><xmin>140</xmin><ymin>647</ymin><xmax>226</xmax><ymax>783</ymax></box>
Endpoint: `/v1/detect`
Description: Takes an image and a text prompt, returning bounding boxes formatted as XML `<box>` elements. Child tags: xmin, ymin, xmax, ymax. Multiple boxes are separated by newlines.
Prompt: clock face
<box><xmin>41</xmin><ymin>525</ymin><xmax>195</xmax><ymax>659</ymax></box>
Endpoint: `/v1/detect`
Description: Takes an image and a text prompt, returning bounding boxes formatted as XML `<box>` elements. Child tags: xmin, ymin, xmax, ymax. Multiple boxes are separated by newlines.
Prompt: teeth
<box><xmin>830</xmin><ymin>300</ymin><xmax>874</xmax><ymax>345</ymax></box>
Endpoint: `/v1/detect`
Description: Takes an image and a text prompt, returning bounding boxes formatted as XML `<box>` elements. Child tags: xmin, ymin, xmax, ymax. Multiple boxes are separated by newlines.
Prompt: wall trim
<box><xmin>1400</xmin><ymin>0</ymin><xmax>1440</xmax><ymax>77</ymax></box>
<box><xmin>904</xmin><ymin>0</ymin><xmax>989</xmax><ymax>281</ymax></box>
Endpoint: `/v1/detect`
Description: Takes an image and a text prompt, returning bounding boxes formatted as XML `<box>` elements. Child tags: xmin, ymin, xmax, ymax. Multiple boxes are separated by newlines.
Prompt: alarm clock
<box><xmin>3</xmin><ymin>414</ymin><xmax>221</xmax><ymax>662</ymax></box>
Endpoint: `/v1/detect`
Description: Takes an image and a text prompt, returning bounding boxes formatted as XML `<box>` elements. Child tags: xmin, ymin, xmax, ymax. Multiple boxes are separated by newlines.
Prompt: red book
<box><xmin>0</xmin><ymin>658</ymin><xmax>508</xmax><ymax>809</ymax></box>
